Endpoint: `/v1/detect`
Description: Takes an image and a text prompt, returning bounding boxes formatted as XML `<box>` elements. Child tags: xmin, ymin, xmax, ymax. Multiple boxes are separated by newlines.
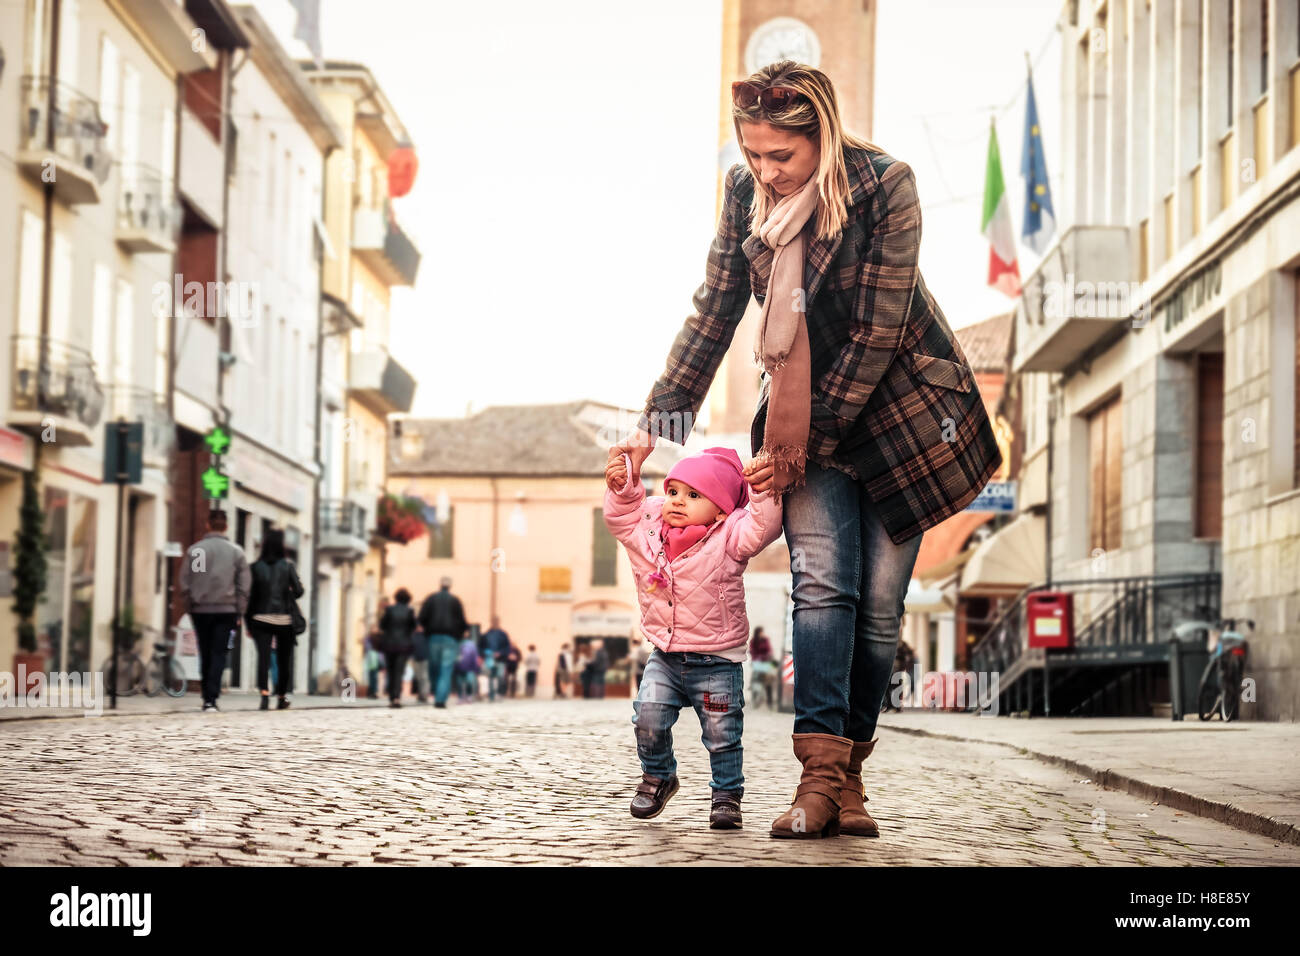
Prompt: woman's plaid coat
<box><xmin>636</xmin><ymin>144</ymin><xmax>1003</xmax><ymax>545</ymax></box>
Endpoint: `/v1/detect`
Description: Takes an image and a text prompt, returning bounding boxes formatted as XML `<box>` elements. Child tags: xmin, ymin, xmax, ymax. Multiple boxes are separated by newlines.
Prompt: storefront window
<box><xmin>38</xmin><ymin>488</ymin><xmax>67</xmax><ymax>672</ymax></box>
<box><xmin>67</xmin><ymin>496</ymin><xmax>97</xmax><ymax>674</ymax></box>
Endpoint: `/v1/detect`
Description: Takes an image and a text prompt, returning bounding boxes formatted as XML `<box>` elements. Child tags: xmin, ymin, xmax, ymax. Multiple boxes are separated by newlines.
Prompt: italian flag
<box><xmin>982</xmin><ymin>122</ymin><xmax>1022</xmax><ymax>298</ymax></box>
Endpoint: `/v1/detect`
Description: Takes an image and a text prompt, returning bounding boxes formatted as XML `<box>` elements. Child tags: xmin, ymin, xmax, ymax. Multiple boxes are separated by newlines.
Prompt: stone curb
<box><xmin>880</xmin><ymin>723</ymin><xmax>1300</xmax><ymax>848</ymax></box>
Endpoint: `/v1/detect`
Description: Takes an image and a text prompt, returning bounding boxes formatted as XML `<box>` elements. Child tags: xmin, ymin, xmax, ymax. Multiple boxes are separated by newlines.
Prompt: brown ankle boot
<box><xmin>770</xmin><ymin>733</ymin><xmax>853</xmax><ymax>839</ymax></box>
<box><xmin>839</xmin><ymin>739</ymin><xmax>880</xmax><ymax>837</ymax></box>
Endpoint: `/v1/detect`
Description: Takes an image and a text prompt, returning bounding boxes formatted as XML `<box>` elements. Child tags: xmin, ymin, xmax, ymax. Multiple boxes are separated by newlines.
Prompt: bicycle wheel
<box><xmin>144</xmin><ymin>657</ymin><xmax>162</xmax><ymax>697</ymax></box>
<box><xmin>1197</xmin><ymin>671</ymin><xmax>1219</xmax><ymax>721</ymax></box>
<box><xmin>164</xmin><ymin>658</ymin><xmax>187</xmax><ymax>697</ymax></box>
<box><xmin>123</xmin><ymin>654</ymin><xmax>146</xmax><ymax>696</ymax></box>
<box><xmin>1221</xmin><ymin>658</ymin><xmax>1241</xmax><ymax>721</ymax></box>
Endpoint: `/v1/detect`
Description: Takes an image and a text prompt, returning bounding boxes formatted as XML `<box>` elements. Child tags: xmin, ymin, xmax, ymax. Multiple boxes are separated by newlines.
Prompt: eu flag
<box><xmin>1021</xmin><ymin>71</ymin><xmax>1056</xmax><ymax>256</ymax></box>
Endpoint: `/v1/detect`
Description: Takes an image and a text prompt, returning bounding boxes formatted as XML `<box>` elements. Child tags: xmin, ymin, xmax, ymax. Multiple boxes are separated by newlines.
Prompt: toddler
<box><xmin>604</xmin><ymin>446</ymin><xmax>783</xmax><ymax>829</ymax></box>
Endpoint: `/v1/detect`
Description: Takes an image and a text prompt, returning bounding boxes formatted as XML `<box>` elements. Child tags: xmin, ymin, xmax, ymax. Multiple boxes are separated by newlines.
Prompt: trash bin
<box><xmin>1168</xmin><ymin>628</ymin><xmax>1210</xmax><ymax>721</ymax></box>
<box><xmin>1027</xmin><ymin>592</ymin><xmax>1074</xmax><ymax>649</ymax></box>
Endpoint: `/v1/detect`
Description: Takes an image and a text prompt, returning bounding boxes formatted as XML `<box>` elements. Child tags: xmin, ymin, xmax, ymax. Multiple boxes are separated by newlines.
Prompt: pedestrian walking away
<box><xmin>610</xmin><ymin>62</ymin><xmax>1001</xmax><ymax>841</ymax></box>
<box><xmin>555</xmin><ymin>643</ymin><xmax>573</xmax><ymax>699</ymax></box>
<box><xmin>604</xmin><ymin>444</ymin><xmax>783</xmax><ymax>829</ymax></box>
<box><xmin>418</xmin><ymin>576</ymin><xmax>468</xmax><ymax>708</ymax></box>
<box><xmin>524</xmin><ymin>645</ymin><xmax>541</xmax><ymax>697</ymax></box>
<box><xmin>178</xmin><ymin>509</ymin><xmax>250</xmax><ymax>712</ymax></box>
<box><xmin>378</xmin><ymin>589</ymin><xmax>418</xmax><ymax>708</ymax></box>
<box><xmin>244</xmin><ymin>527</ymin><xmax>304</xmax><ymax>711</ymax></box>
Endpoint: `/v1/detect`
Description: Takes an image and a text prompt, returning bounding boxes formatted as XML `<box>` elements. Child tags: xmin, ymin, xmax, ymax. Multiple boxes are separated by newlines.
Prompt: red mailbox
<box><xmin>1026</xmin><ymin>592</ymin><xmax>1074</xmax><ymax>648</ymax></box>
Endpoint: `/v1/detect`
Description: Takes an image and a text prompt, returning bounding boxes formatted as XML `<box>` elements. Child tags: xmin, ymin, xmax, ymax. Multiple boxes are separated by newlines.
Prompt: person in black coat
<box><xmin>417</xmin><ymin>577</ymin><xmax>468</xmax><ymax>708</ymax></box>
<box><xmin>379</xmin><ymin>588</ymin><xmax>417</xmax><ymax>708</ymax></box>
<box><xmin>245</xmin><ymin>528</ymin><xmax>304</xmax><ymax>711</ymax></box>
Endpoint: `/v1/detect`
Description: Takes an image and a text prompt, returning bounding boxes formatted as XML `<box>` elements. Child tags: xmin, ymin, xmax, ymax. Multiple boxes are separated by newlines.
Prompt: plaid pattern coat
<box><xmin>636</xmin><ymin>144</ymin><xmax>1002</xmax><ymax>545</ymax></box>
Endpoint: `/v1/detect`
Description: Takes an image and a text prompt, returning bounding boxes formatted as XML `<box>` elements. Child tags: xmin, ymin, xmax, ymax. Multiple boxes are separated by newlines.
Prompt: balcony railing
<box><xmin>18</xmin><ymin>76</ymin><xmax>112</xmax><ymax>203</ymax></box>
<box><xmin>9</xmin><ymin>336</ymin><xmax>105</xmax><ymax>444</ymax></box>
<box><xmin>352</xmin><ymin>199</ymin><xmax>421</xmax><ymax>286</ymax></box>
<box><xmin>105</xmin><ymin>385</ymin><xmax>174</xmax><ymax>465</ymax></box>
<box><xmin>348</xmin><ymin>347</ymin><xmax>416</xmax><ymax>415</ymax></box>
<box><xmin>319</xmin><ymin>498</ymin><xmax>369</xmax><ymax>558</ymax></box>
<box><xmin>1012</xmin><ymin>224</ymin><xmax>1134</xmax><ymax>374</ymax></box>
<box><xmin>117</xmin><ymin>164</ymin><xmax>180</xmax><ymax>254</ymax></box>
<box><xmin>321</xmin><ymin>499</ymin><xmax>368</xmax><ymax>536</ymax></box>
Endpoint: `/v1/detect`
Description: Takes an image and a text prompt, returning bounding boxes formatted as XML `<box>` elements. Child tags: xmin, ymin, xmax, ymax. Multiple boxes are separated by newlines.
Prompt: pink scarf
<box><xmin>752</xmin><ymin>170</ymin><xmax>821</xmax><ymax>495</ymax></box>
<box><xmin>645</xmin><ymin>521</ymin><xmax>716</xmax><ymax>591</ymax></box>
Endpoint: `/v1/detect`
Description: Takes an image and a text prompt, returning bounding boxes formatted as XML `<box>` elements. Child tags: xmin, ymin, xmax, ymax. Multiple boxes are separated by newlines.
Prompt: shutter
<box><xmin>17</xmin><ymin>210</ymin><xmax>43</xmax><ymax>340</ymax></box>
<box><xmin>1196</xmin><ymin>352</ymin><xmax>1225</xmax><ymax>538</ymax></box>
<box><xmin>49</xmin><ymin>231</ymin><xmax>71</xmax><ymax>345</ymax></box>
<box><xmin>98</xmin><ymin>35</ymin><xmax>119</xmax><ymax>154</ymax></box>
<box><xmin>114</xmin><ymin>278</ymin><xmax>134</xmax><ymax>385</ymax></box>
<box><xmin>591</xmin><ymin>507</ymin><xmax>617</xmax><ymax>586</ymax></box>
<box><xmin>1088</xmin><ymin>405</ymin><xmax>1106</xmax><ymax>553</ymax></box>
<box><xmin>1104</xmin><ymin>397</ymin><xmax>1123</xmax><ymax>551</ymax></box>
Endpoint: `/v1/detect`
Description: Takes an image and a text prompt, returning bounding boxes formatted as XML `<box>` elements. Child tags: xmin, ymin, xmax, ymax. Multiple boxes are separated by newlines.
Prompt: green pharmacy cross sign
<box><xmin>204</xmin><ymin>425</ymin><xmax>231</xmax><ymax>457</ymax></box>
<box><xmin>202</xmin><ymin>425</ymin><xmax>232</xmax><ymax>499</ymax></box>
<box><xmin>201</xmin><ymin>466</ymin><xmax>230</xmax><ymax>499</ymax></box>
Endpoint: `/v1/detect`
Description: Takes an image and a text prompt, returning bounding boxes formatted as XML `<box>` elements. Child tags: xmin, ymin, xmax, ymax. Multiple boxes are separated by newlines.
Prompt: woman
<box><xmin>245</xmin><ymin>528</ymin><xmax>304</xmax><ymax>711</ymax></box>
<box><xmin>609</xmin><ymin>61</ymin><xmax>1000</xmax><ymax>840</ymax></box>
<box><xmin>378</xmin><ymin>589</ymin><xmax>417</xmax><ymax>708</ymax></box>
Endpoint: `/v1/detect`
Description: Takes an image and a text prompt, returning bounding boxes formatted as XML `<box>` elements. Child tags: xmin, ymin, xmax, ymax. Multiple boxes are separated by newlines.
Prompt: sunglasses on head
<box><xmin>731</xmin><ymin>81</ymin><xmax>805</xmax><ymax>112</ymax></box>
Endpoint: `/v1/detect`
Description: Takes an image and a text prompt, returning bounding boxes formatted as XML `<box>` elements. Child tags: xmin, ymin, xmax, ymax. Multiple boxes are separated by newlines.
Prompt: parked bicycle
<box><xmin>99</xmin><ymin>628</ymin><xmax>148</xmax><ymax>697</ymax></box>
<box><xmin>1194</xmin><ymin>617</ymin><xmax>1252</xmax><ymax>722</ymax></box>
<box><xmin>144</xmin><ymin>627</ymin><xmax>187</xmax><ymax>698</ymax></box>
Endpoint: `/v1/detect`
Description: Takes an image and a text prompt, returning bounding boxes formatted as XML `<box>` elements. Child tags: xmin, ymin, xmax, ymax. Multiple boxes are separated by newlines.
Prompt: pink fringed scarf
<box><xmin>752</xmin><ymin>170</ymin><xmax>821</xmax><ymax>496</ymax></box>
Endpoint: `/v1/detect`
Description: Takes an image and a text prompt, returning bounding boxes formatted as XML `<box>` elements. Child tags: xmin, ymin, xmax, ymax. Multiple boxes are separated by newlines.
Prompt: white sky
<box><xmin>253</xmin><ymin>0</ymin><xmax>1064</xmax><ymax>419</ymax></box>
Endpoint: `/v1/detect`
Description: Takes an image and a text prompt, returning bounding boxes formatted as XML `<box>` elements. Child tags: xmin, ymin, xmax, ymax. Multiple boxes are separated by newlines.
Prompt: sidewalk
<box><xmin>0</xmin><ymin>690</ymin><xmax>393</xmax><ymax>722</ymax></box>
<box><xmin>877</xmin><ymin>709</ymin><xmax>1300</xmax><ymax>846</ymax></box>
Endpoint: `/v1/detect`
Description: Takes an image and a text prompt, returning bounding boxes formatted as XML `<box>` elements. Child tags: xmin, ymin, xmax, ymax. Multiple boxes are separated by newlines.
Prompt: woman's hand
<box><xmin>608</xmin><ymin>428</ymin><xmax>656</xmax><ymax>480</ymax></box>
<box><xmin>743</xmin><ymin>456</ymin><xmax>774</xmax><ymax>494</ymax></box>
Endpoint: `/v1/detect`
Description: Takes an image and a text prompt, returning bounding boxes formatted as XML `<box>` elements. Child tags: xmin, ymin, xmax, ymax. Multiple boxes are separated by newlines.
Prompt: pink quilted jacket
<box><xmin>603</xmin><ymin>453</ymin><xmax>784</xmax><ymax>654</ymax></box>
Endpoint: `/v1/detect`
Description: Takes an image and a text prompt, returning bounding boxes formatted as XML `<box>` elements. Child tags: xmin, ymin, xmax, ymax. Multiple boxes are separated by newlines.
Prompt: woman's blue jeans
<box><xmin>783</xmin><ymin>460</ymin><xmax>923</xmax><ymax>742</ymax></box>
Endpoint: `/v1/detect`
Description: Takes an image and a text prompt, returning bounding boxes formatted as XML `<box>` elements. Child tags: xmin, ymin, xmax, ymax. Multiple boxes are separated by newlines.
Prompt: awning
<box><xmin>917</xmin><ymin>546</ymin><xmax>978</xmax><ymax>586</ymax></box>
<box><xmin>959</xmin><ymin>512</ymin><xmax>1047</xmax><ymax>597</ymax></box>
<box><xmin>904</xmin><ymin>578</ymin><xmax>953</xmax><ymax>614</ymax></box>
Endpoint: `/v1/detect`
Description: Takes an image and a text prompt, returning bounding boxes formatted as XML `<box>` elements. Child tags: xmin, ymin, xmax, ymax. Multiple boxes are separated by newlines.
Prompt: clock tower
<box><xmin>706</xmin><ymin>0</ymin><xmax>878</xmax><ymax>437</ymax></box>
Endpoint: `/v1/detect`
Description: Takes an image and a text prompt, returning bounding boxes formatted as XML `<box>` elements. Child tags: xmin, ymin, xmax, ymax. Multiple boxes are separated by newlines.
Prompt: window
<box><xmin>98</xmin><ymin>35</ymin><xmax>119</xmax><ymax>154</ymax></box>
<box><xmin>1261</xmin><ymin>0</ymin><xmax>1269</xmax><ymax>93</ymax></box>
<box><xmin>17</xmin><ymin>210</ymin><xmax>41</xmax><ymax>340</ymax></box>
<box><xmin>1295</xmin><ymin>280</ymin><xmax>1300</xmax><ymax>487</ymax></box>
<box><xmin>1087</xmin><ymin>394</ymin><xmax>1123</xmax><ymax>554</ymax></box>
<box><xmin>114</xmin><ymin>278</ymin><xmax>134</xmax><ymax>384</ymax></box>
<box><xmin>427</xmin><ymin>505</ymin><xmax>454</xmax><ymax>559</ymax></box>
<box><xmin>93</xmin><ymin>263</ymin><xmax>112</xmax><ymax>379</ymax></box>
<box><xmin>1228</xmin><ymin>0</ymin><xmax>1236</xmax><ymax>118</ymax></box>
<box><xmin>1195</xmin><ymin>352</ymin><xmax>1225</xmax><ymax>537</ymax></box>
<box><xmin>591</xmin><ymin>507</ymin><xmax>617</xmax><ymax>586</ymax></box>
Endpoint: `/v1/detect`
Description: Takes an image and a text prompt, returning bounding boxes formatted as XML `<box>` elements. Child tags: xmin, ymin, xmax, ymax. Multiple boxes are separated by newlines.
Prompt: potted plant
<box><xmin>11</xmin><ymin>470</ymin><xmax>47</xmax><ymax>694</ymax></box>
<box><xmin>376</xmin><ymin>493</ymin><xmax>428</xmax><ymax>545</ymax></box>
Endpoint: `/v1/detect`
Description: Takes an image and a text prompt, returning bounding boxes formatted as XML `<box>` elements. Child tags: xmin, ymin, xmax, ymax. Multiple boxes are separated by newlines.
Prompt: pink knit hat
<box><xmin>663</xmin><ymin>447</ymin><xmax>750</xmax><ymax>514</ymax></box>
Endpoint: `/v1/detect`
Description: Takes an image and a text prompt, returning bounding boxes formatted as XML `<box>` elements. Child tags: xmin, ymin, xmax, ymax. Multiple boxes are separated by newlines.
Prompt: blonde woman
<box><xmin>609</xmin><ymin>61</ymin><xmax>1000</xmax><ymax>840</ymax></box>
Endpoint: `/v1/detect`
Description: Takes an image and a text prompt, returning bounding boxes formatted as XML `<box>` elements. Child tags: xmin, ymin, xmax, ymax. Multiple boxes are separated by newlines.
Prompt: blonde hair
<box><xmin>731</xmin><ymin>60</ymin><xmax>881</xmax><ymax>242</ymax></box>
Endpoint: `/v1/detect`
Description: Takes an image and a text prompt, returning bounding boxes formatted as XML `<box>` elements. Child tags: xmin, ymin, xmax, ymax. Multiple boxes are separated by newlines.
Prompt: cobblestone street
<box><xmin>2</xmin><ymin>699</ymin><xmax>1297</xmax><ymax>866</ymax></box>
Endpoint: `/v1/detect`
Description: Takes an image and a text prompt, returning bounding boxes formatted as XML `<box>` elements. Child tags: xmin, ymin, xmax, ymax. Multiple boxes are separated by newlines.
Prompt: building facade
<box><xmin>304</xmin><ymin>62</ymin><xmax>419</xmax><ymax>692</ymax></box>
<box><xmin>1007</xmin><ymin>0</ymin><xmax>1300</xmax><ymax>719</ymax></box>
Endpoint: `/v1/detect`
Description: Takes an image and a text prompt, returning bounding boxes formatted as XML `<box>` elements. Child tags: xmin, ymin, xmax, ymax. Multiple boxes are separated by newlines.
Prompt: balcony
<box><xmin>319</xmin><ymin>499</ymin><xmax>369</xmax><ymax>560</ymax></box>
<box><xmin>118</xmin><ymin>0</ymin><xmax>215</xmax><ymax>73</ymax></box>
<box><xmin>1012</xmin><ymin>225</ymin><xmax>1134</xmax><ymax>374</ymax></box>
<box><xmin>17</xmin><ymin>77</ymin><xmax>112</xmax><ymax>205</ymax></box>
<box><xmin>348</xmin><ymin>347</ymin><xmax>416</xmax><ymax>416</ymax></box>
<box><xmin>8</xmin><ymin>336</ymin><xmax>105</xmax><ymax>447</ymax></box>
<box><xmin>352</xmin><ymin>201</ymin><xmax>421</xmax><ymax>287</ymax></box>
<box><xmin>116</xmin><ymin>165</ymin><xmax>180</xmax><ymax>255</ymax></box>
<box><xmin>105</xmin><ymin>386</ymin><xmax>174</xmax><ymax>467</ymax></box>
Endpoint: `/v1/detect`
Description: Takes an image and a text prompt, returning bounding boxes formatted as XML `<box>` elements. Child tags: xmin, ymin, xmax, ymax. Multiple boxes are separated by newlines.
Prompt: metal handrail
<box><xmin>19</xmin><ymin>74</ymin><xmax>112</xmax><ymax>185</ymax></box>
<box><xmin>9</xmin><ymin>334</ymin><xmax>105</xmax><ymax>427</ymax></box>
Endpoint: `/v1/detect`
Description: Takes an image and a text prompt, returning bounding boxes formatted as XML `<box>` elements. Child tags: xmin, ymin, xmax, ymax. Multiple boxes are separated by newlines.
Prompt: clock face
<box><xmin>745</xmin><ymin>16</ymin><xmax>821</xmax><ymax>75</ymax></box>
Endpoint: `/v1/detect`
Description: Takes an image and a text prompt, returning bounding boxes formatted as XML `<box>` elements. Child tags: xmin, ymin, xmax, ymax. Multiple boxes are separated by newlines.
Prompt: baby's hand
<box><xmin>606</xmin><ymin>455</ymin><xmax>629</xmax><ymax>491</ymax></box>
<box><xmin>743</xmin><ymin>456</ymin><xmax>775</xmax><ymax>493</ymax></box>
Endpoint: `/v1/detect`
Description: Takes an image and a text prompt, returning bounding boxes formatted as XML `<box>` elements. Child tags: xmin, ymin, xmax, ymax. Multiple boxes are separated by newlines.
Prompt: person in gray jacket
<box><xmin>178</xmin><ymin>509</ymin><xmax>251</xmax><ymax>712</ymax></box>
